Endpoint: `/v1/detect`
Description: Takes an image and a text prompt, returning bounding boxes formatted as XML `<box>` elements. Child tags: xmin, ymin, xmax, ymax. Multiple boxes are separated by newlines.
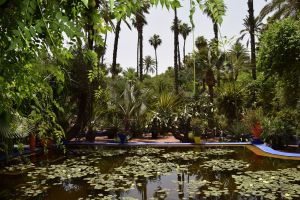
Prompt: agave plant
<box><xmin>112</xmin><ymin>83</ymin><xmax>150</xmax><ymax>135</ymax></box>
<box><xmin>150</xmin><ymin>93</ymin><xmax>181</xmax><ymax>135</ymax></box>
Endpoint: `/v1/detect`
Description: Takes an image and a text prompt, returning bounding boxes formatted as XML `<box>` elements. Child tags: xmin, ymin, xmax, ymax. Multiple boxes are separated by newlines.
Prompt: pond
<box><xmin>0</xmin><ymin>146</ymin><xmax>299</xmax><ymax>200</ymax></box>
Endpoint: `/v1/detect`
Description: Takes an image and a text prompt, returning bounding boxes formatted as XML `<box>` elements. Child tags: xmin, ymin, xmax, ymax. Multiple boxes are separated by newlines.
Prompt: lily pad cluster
<box><xmin>129</xmin><ymin>147</ymin><xmax>164</xmax><ymax>156</ymax></box>
<box><xmin>83</xmin><ymin>155</ymin><xmax>175</xmax><ymax>197</ymax></box>
<box><xmin>116</xmin><ymin>156</ymin><xmax>176</xmax><ymax>179</ymax></box>
<box><xmin>201</xmin><ymin>159</ymin><xmax>250</xmax><ymax>172</ymax></box>
<box><xmin>200</xmin><ymin>148</ymin><xmax>235</xmax><ymax>157</ymax></box>
<box><xmin>202</xmin><ymin>181</ymin><xmax>229</xmax><ymax>198</ymax></box>
<box><xmin>187</xmin><ymin>179</ymin><xmax>208</xmax><ymax>196</ymax></box>
<box><xmin>96</xmin><ymin>149</ymin><xmax>127</xmax><ymax>157</ymax></box>
<box><xmin>232</xmin><ymin>168</ymin><xmax>300</xmax><ymax>200</ymax></box>
<box><xmin>176</xmin><ymin>179</ymin><xmax>229</xmax><ymax>198</ymax></box>
<box><xmin>161</xmin><ymin>151</ymin><xmax>203</xmax><ymax>162</ymax></box>
<box><xmin>84</xmin><ymin>173</ymin><xmax>134</xmax><ymax>193</ymax></box>
<box><xmin>18</xmin><ymin>159</ymin><xmax>100</xmax><ymax>197</ymax></box>
<box><xmin>17</xmin><ymin>180</ymin><xmax>48</xmax><ymax>198</ymax></box>
<box><xmin>28</xmin><ymin>159</ymin><xmax>99</xmax><ymax>181</ymax></box>
<box><xmin>0</xmin><ymin>163</ymin><xmax>35</xmax><ymax>175</ymax></box>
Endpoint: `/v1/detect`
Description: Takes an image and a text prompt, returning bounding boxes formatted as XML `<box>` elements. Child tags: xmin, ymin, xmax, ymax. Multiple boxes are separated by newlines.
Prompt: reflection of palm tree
<box><xmin>260</xmin><ymin>0</ymin><xmax>300</xmax><ymax>21</ymax></box>
<box><xmin>149</xmin><ymin>34</ymin><xmax>162</xmax><ymax>76</ymax></box>
<box><xmin>179</xmin><ymin>23</ymin><xmax>192</xmax><ymax>63</ymax></box>
<box><xmin>143</xmin><ymin>56</ymin><xmax>156</xmax><ymax>75</ymax></box>
<box><xmin>136</xmin><ymin>178</ymin><xmax>148</xmax><ymax>200</ymax></box>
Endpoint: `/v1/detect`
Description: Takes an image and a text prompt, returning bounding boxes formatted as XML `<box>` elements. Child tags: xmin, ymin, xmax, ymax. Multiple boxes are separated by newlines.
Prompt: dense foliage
<box><xmin>0</xmin><ymin>0</ymin><xmax>299</xmax><ymax>155</ymax></box>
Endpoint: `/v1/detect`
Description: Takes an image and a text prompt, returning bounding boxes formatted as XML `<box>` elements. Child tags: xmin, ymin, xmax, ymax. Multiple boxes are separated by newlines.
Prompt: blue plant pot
<box><xmin>117</xmin><ymin>133</ymin><xmax>127</xmax><ymax>144</ymax></box>
<box><xmin>251</xmin><ymin>138</ymin><xmax>264</xmax><ymax>145</ymax></box>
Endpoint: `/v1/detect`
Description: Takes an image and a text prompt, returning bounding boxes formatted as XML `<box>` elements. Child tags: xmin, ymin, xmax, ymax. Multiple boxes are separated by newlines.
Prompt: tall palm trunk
<box><xmin>213</xmin><ymin>22</ymin><xmax>218</xmax><ymax>41</ymax></box>
<box><xmin>183</xmin><ymin>38</ymin><xmax>186</xmax><ymax>63</ymax></box>
<box><xmin>138</xmin><ymin>27</ymin><xmax>144</xmax><ymax>81</ymax></box>
<box><xmin>178</xmin><ymin>40</ymin><xmax>181</xmax><ymax>69</ymax></box>
<box><xmin>155</xmin><ymin>48</ymin><xmax>158</xmax><ymax>76</ymax></box>
<box><xmin>213</xmin><ymin>21</ymin><xmax>221</xmax><ymax>87</ymax></box>
<box><xmin>136</xmin><ymin>37</ymin><xmax>139</xmax><ymax>77</ymax></box>
<box><xmin>206</xmin><ymin>68</ymin><xmax>215</xmax><ymax>129</ymax></box>
<box><xmin>112</xmin><ymin>20</ymin><xmax>122</xmax><ymax>78</ymax></box>
<box><xmin>206</xmin><ymin>69</ymin><xmax>215</xmax><ymax>103</ymax></box>
<box><xmin>174</xmin><ymin>8</ymin><xmax>179</xmax><ymax>94</ymax></box>
<box><xmin>101</xmin><ymin>33</ymin><xmax>107</xmax><ymax>65</ymax></box>
<box><xmin>248</xmin><ymin>0</ymin><xmax>256</xmax><ymax>80</ymax></box>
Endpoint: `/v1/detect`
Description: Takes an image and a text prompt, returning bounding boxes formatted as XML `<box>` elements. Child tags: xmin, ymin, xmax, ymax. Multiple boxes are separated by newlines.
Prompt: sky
<box><xmin>104</xmin><ymin>0</ymin><xmax>267</xmax><ymax>74</ymax></box>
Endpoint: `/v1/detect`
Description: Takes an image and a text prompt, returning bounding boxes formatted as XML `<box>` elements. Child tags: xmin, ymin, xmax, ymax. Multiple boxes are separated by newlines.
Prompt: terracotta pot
<box><xmin>251</xmin><ymin>122</ymin><xmax>263</xmax><ymax>139</ymax></box>
<box><xmin>29</xmin><ymin>134</ymin><xmax>36</xmax><ymax>151</ymax></box>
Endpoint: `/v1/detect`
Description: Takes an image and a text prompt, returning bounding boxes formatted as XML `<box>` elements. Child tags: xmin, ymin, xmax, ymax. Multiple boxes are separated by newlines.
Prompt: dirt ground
<box><xmin>70</xmin><ymin>133</ymin><xmax>180</xmax><ymax>143</ymax></box>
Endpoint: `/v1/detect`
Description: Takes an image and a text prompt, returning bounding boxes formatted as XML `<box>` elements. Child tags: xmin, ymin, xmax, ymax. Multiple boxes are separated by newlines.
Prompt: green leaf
<box><xmin>109</xmin><ymin>0</ymin><xmax>114</xmax><ymax>11</ymax></box>
<box><xmin>81</xmin><ymin>0</ymin><xmax>88</xmax><ymax>8</ymax></box>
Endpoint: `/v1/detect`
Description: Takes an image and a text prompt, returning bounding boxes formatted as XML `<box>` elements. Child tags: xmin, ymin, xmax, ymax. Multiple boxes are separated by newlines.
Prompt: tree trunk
<box><xmin>248</xmin><ymin>0</ymin><xmax>256</xmax><ymax>80</ymax></box>
<box><xmin>183</xmin><ymin>38</ymin><xmax>186</xmax><ymax>63</ymax></box>
<box><xmin>100</xmin><ymin>33</ymin><xmax>107</xmax><ymax>65</ymax></box>
<box><xmin>213</xmin><ymin>22</ymin><xmax>218</xmax><ymax>41</ymax></box>
<box><xmin>178</xmin><ymin>40</ymin><xmax>181</xmax><ymax>70</ymax></box>
<box><xmin>213</xmin><ymin>21</ymin><xmax>221</xmax><ymax>87</ymax></box>
<box><xmin>155</xmin><ymin>48</ymin><xmax>158</xmax><ymax>76</ymax></box>
<box><xmin>206</xmin><ymin>69</ymin><xmax>215</xmax><ymax>103</ymax></box>
<box><xmin>139</xmin><ymin>27</ymin><xmax>144</xmax><ymax>81</ymax></box>
<box><xmin>174</xmin><ymin>8</ymin><xmax>179</xmax><ymax>94</ymax></box>
<box><xmin>112</xmin><ymin>20</ymin><xmax>122</xmax><ymax>78</ymax></box>
<box><xmin>136</xmin><ymin>36</ymin><xmax>139</xmax><ymax>78</ymax></box>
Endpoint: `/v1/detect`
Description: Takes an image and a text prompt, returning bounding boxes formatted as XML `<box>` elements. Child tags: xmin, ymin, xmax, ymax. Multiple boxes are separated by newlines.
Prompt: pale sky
<box><xmin>104</xmin><ymin>0</ymin><xmax>267</xmax><ymax>74</ymax></box>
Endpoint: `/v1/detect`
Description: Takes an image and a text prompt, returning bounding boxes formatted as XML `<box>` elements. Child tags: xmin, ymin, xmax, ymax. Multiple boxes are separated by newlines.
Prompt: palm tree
<box><xmin>203</xmin><ymin>0</ymin><xmax>226</xmax><ymax>86</ymax></box>
<box><xmin>171</xmin><ymin>19</ymin><xmax>182</xmax><ymax>70</ymax></box>
<box><xmin>110</xmin><ymin>63</ymin><xmax>122</xmax><ymax>77</ymax></box>
<box><xmin>98</xmin><ymin>3</ymin><xmax>114</xmax><ymax>66</ymax></box>
<box><xmin>143</xmin><ymin>56</ymin><xmax>156</xmax><ymax>75</ymax></box>
<box><xmin>132</xmin><ymin>3</ymin><xmax>149</xmax><ymax>81</ymax></box>
<box><xmin>173</xmin><ymin>7</ymin><xmax>180</xmax><ymax>94</ymax></box>
<box><xmin>179</xmin><ymin>23</ymin><xmax>192</xmax><ymax>63</ymax></box>
<box><xmin>111</xmin><ymin>20</ymin><xmax>122</xmax><ymax>78</ymax></box>
<box><xmin>149</xmin><ymin>34</ymin><xmax>162</xmax><ymax>76</ymax></box>
<box><xmin>203</xmin><ymin>0</ymin><xmax>226</xmax><ymax>41</ymax></box>
<box><xmin>260</xmin><ymin>0</ymin><xmax>300</xmax><ymax>21</ymax></box>
<box><xmin>123</xmin><ymin>68</ymin><xmax>138</xmax><ymax>85</ymax></box>
<box><xmin>228</xmin><ymin>41</ymin><xmax>250</xmax><ymax>81</ymax></box>
<box><xmin>239</xmin><ymin>15</ymin><xmax>264</xmax><ymax>47</ymax></box>
<box><xmin>247</xmin><ymin>0</ymin><xmax>257</xmax><ymax>80</ymax></box>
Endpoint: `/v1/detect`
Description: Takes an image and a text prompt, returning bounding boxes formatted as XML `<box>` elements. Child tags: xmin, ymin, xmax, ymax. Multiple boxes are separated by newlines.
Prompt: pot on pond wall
<box><xmin>29</xmin><ymin>133</ymin><xmax>36</xmax><ymax>152</ymax></box>
<box><xmin>117</xmin><ymin>133</ymin><xmax>127</xmax><ymax>144</ymax></box>
<box><xmin>251</xmin><ymin>121</ymin><xmax>264</xmax><ymax>144</ymax></box>
<box><xmin>194</xmin><ymin>136</ymin><xmax>201</xmax><ymax>144</ymax></box>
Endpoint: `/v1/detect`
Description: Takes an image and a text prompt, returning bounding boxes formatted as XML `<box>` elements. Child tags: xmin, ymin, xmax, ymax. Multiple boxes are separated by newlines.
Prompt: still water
<box><xmin>0</xmin><ymin>146</ymin><xmax>299</xmax><ymax>200</ymax></box>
